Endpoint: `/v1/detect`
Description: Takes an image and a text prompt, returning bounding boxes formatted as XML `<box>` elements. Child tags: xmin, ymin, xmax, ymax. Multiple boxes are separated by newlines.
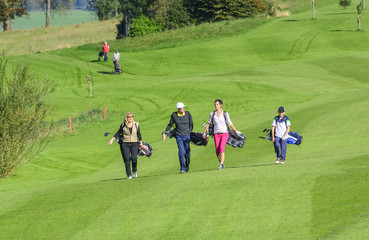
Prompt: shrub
<box><xmin>339</xmin><ymin>0</ymin><xmax>351</xmax><ymax>9</ymax></box>
<box><xmin>129</xmin><ymin>15</ymin><xmax>163</xmax><ymax>37</ymax></box>
<box><xmin>0</xmin><ymin>57</ymin><xmax>55</xmax><ymax>178</ymax></box>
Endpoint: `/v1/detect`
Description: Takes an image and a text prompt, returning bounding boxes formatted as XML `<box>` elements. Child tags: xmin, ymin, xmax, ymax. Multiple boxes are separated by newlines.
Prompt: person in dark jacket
<box><xmin>109</xmin><ymin>112</ymin><xmax>143</xmax><ymax>179</ymax></box>
<box><xmin>162</xmin><ymin>102</ymin><xmax>193</xmax><ymax>173</ymax></box>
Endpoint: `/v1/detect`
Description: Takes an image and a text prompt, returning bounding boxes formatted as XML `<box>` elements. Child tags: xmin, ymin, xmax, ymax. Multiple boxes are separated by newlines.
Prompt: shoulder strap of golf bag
<box><xmin>211</xmin><ymin>111</ymin><xmax>228</xmax><ymax>124</ymax></box>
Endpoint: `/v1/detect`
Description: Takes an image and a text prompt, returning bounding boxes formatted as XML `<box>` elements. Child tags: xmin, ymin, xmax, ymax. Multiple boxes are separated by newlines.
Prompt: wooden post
<box><xmin>86</xmin><ymin>75</ymin><xmax>93</xmax><ymax>98</ymax></box>
<box><xmin>69</xmin><ymin>116</ymin><xmax>72</xmax><ymax>134</ymax></box>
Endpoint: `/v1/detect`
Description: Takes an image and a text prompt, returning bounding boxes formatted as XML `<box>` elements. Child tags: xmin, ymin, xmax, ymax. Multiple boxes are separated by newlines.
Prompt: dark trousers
<box><xmin>119</xmin><ymin>142</ymin><xmax>138</xmax><ymax>176</ymax></box>
<box><xmin>175</xmin><ymin>135</ymin><xmax>191</xmax><ymax>171</ymax></box>
<box><xmin>104</xmin><ymin>52</ymin><xmax>109</xmax><ymax>61</ymax></box>
<box><xmin>274</xmin><ymin>137</ymin><xmax>287</xmax><ymax>161</ymax></box>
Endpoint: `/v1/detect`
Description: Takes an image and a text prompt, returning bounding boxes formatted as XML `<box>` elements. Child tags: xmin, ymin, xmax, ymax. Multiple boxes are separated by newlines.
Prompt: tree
<box><xmin>29</xmin><ymin>0</ymin><xmax>73</xmax><ymax>27</ymax></box>
<box><xmin>213</xmin><ymin>0</ymin><xmax>267</xmax><ymax>21</ymax></box>
<box><xmin>0</xmin><ymin>0</ymin><xmax>28</xmax><ymax>31</ymax></box>
<box><xmin>88</xmin><ymin>0</ymin><xmax>120</xmax><ymax>20</ymax></box>
<box><xmin>0</xmin><ymin>57</ymin><xmax>55</xmax><ymax>178</ymax></box>
<box><xmin>185</xmin><ymin>0</ymin><xmax>266</xmax><ymax>23</ymax></box>
<box><xmin>116</xmin><ymin>0</ymin><xmax>152</xmax><ymax>38</ymax></box>
<box><xmin>357</xmin><ymin>1</ymin><xmax>363</xmax><ymax>30</ymax></box>
<box><xmin>339</xmin><ymin>0</ymin><xmax>351</xmax><ymax>9</ymax></box>
<box><xmin>185</xmin><ymin>0</ymin><xmax>218</xmax><ymax>23</ymax></box>
<box><xmin>148</xmin><ymin>0</ymin><xmax>192</xmax><ymax>30</ymax></box>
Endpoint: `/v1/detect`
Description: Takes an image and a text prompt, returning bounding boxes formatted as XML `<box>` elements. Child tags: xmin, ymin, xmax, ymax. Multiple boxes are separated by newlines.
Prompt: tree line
<box><xmin>1</xmin><ymin>0</ymin><xmax>270</xmax><ymax>33</ymax></box>
<box><xmin>92</xmin><ymin>0</ymin><xmax>270</xmax><ymax>38</ymax></box>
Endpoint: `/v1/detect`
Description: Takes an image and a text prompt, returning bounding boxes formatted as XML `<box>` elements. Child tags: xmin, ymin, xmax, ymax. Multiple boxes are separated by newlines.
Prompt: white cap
<box><xmin>176</xmin><ymin>102</ymin><xmax>185</xmax><ymax>109</ymax></box>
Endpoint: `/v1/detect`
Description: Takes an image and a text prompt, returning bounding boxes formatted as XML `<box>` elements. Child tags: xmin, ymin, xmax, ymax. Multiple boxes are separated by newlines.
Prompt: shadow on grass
<box><xmin>100</xmin><ymin>163</ymin><xmax>275</xmax><ymax>182</ymax></box>
<box><xmin>91</xmin><ymin>60</ymin><xmax>100</xmax><ymax>62</ymax></box>
<box><xmin>324</xmin><ymin>12</ymin><xmax>354</xmax><ymax>15</ymax></box>
<box><xmin>97</xmin><ymin>71</ymin><xmax>113</xmax><ymax>75</ymax></box>
<box><xmin>282</xmin><ymin>19</ymin><xmax>299</xmax><ymax>22</ymax></box>
<box><xmin>330</xmin><ymin>29</ymin><xmax>357</xmax><ymax>32</ymax></box>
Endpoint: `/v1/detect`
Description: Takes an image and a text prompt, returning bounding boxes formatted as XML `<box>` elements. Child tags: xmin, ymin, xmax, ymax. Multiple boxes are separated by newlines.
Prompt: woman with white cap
<box><xmin>162</xmin><ymin>102</ymin><xmax>193</xmax><ymax>173</ymax></box>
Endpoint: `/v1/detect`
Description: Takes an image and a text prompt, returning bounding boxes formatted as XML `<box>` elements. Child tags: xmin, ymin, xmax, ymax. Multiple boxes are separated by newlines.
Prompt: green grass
<box><xmin>8</xmin><ymin>10</ymin><xmax>98</xmax><ymax>31</ymax></box>
<box><xmin>2</xmin><ymin>0</ymin><xmax>369</xmax><ymax>239</ymax></box>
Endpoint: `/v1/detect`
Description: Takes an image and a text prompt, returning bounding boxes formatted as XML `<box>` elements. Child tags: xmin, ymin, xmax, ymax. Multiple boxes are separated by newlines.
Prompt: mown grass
<box><xmin>1</xmin><ymin>0</ymin><xmax>369</xmax><ymax>239</ymax></box>
<box><xmin>8</xmin><ymin>10</ymin><xmax>98</xmax><ymax>31</ymax></box>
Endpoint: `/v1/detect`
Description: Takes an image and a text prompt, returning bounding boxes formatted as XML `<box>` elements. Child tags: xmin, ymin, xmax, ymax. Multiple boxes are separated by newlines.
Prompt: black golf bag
<box><xmin>98</xmin><ymin>51</ymin><xmax>104</xmax><ymax>61</ymax></box>
<box><xmin>164</xmin><ymin>130</ymin><xmax>208</xmax><ymax>146</ymax></box>
<box><xmin>190</xmin><ymin>132</ymin><xmax>208</xmax><ymax>146</ymax></box>
<box><xmin>112</xmin><ymin>60</ymin><xmax>123</xmax><ymax>74</ymax></box>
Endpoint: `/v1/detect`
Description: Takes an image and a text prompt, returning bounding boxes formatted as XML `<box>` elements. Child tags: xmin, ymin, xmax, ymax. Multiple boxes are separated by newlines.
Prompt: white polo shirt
<box><xmin>208</xmin><ymin>110</ymin><xmax>233</xmax><ymax>134</ymax></box>
<box><xmin>272</xmin><ymin>116</ymin><xmax>291</xmax><ymax>138</ymax></box>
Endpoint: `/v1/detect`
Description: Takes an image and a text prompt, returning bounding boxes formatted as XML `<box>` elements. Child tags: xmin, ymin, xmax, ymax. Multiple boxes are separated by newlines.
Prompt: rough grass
<box><xmin>0</xmin><ymin>19</ymin><xmax>118</xmax><ymax>56</ymax></box>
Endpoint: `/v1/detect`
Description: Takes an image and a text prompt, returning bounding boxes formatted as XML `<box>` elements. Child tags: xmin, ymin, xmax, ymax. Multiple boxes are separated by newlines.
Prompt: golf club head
<box><xmin>104</xmin><ymin>132</ymin><xmax>110</xmax><ymax>137</ymax></box>
<box><xmin>263</xmin><ymin>128</ymin><xmax>267</xmax><ymax>132</ymax></box>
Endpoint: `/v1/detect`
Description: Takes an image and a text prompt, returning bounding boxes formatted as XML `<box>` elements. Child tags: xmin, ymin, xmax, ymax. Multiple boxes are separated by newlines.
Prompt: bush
<box><xmin>148</xmin><ymin>0</ymin><xmax>192</xmax><ymax>30</ymax></box>
<box><xmin>339</xmin><ymin>0</ymin><xmax>351</xmax><ymax>9</ymax></box>
<box><xmin>129</xmin><ymin>15</ymin><xmax>163</xmax><ymax>37</ymax></box>
<box><xmin>0</xmin><ymin>57</ymin><xmax>55</xmax><ymax>178</ymax></box>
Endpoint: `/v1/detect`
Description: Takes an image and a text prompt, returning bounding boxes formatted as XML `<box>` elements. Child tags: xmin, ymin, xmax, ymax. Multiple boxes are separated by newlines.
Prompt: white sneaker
<box><xmin>280</xmin><ymin>161</ymin><xmax>285</xmax><ymax>164</ymax></box>
<box><xmin>127</xmin><ymin>175</ymin><xmax>132</xmax><ymax>179</ymax></box>
<box><xmin>133</xmin><ymin>172</ymin><xmax>137</xmax><ymax>178</ymax></box>
<box><xmin>275</xmin><ymin>160</ymin><xmax>280</xmax><ymax>164</ymax></box>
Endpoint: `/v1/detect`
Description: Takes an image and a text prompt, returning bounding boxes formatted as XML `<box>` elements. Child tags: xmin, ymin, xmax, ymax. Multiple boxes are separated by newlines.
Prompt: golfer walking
<box><xmin>202</xmin><ymin>99</ymin><xmax>237</xmax><ymax>170</ymax></box>
<box><xmin>271</xmin><ymin>106</ymin><xmax>291</xmax><ymax>164</ymax></box>
<box><xmin>109</xmin><ymin>112</ymin><xmax>143</xmax><ymax>179</ymax></box>
<box><xmin>162</xmin><ymin>102</ymin><xmax>193</xmax><ymax>173</ymax></box>
<box><xmin>102</xmin><ymin>41</ymin><xmax>110</xmax><ymax>61</ymax></box>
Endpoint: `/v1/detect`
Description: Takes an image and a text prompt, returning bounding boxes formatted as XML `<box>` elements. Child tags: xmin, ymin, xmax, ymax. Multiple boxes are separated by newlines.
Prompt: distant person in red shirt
<box><xmin>102</xmin><ymin>41</ymin><xmax>110</xmax><ymax>61</ymax></box>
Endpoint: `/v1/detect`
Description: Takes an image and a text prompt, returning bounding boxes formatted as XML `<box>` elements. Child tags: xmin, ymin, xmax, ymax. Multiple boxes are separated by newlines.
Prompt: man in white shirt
<box><xmin>271</xmin><ymin>106</ymin><xmax>291</xmax><ymax>164</ymax></box>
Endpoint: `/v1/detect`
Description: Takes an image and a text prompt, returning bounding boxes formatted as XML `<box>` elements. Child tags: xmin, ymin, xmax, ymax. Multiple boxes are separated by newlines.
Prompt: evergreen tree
<box><xmin>339</xmin><ymin>0</ymin><xmax>351</xmax><ymax>9</ymax></box>
<box><xmin>214</xmin><ymin>0</ymin><xmax>267</xmax><ymax>20</ymax></box>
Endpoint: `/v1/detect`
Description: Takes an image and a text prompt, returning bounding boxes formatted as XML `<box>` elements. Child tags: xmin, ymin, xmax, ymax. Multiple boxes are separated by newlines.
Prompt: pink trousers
<box><xmin>214</xmin><ymin>133</ymin><xmax>229</xmax><ymax>156</ymax></box>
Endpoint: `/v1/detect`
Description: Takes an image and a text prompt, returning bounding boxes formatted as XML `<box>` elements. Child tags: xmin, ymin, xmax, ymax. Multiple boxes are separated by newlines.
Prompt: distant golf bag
<box><xmin>111</xmin><ymin>60</ymin><xmax>123</xmax><ymax>74</ymax></box>
<box><xmin>112</xmin><ymin>60</ymin><xmax>123</xmax><ymax>74</ymax></box>
<box><xmin>98</xmin><ymin>51</ymin><xmax>104</xmax><ymax>61</ymax></box>
<box><xmin>259</xmin><ymin>128</ymin><xmax>303</xmax><ymax>145</ymax></box>
<box><xmin>138</xmin><ymin>142</ymin><xmax>153</xmax><ymax>158</ymax></box>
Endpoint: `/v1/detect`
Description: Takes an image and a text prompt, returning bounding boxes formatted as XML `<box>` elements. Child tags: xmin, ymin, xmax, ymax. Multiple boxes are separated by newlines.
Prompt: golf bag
<box><xmin>138</xmin><ymin>142</ymin><xmax>153</xmax><ymax>158</ymax></box>
<box><xmin>98</xmin><ymin>51</ymin><xmax>104</xmax><ymax>61</ymax></box>
<box><xmin>164</xmin><ymin>130</ymin><xmax>208</xmax><ymax>146</ymax></box>
<box><xmin>227</xmin><ymin>130</ymin><xmax>246</xmax><ymax>148</ymax></box>
<box><xmin>112</xmin><ymin>60</ymin><xmax>123</xmax><ymax>74</ymax></box>
<box><xmin>259</xmin><ymin>128</ymin><xmax>303</xmax><ymax>145</ymax></box>
<box><xmin>190</xmin><ymin>132</ymin><xmax>208</xmax><ymax>146</ymax></box>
